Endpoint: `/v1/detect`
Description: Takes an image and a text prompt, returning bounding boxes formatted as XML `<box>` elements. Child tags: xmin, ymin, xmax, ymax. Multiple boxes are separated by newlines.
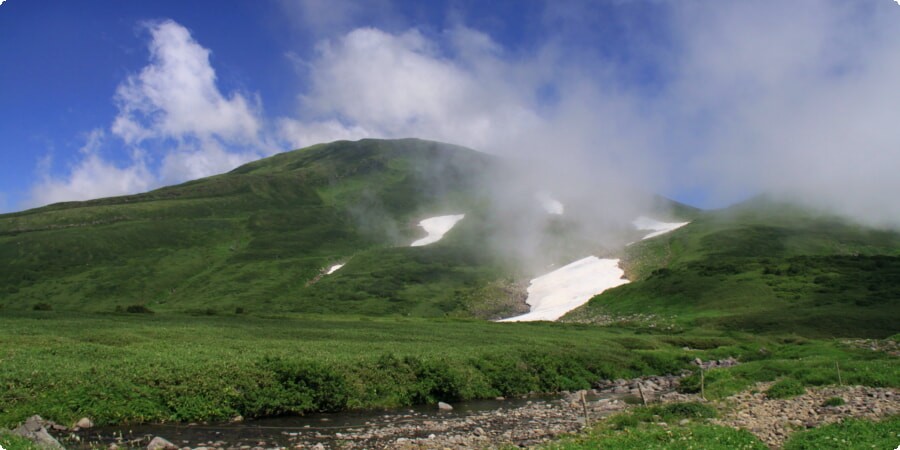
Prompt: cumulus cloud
<box><xmin>111</xmin><ymin>20</ymin><xmax>260</xmax><ymax>144</ymax></box>
<box><xmin>666</xmin><ymin>0</ymin><xmax>900</xmax><ymax>227</ymax></box>
<box><xmin>23</xmin><ymin>3</ymin><xmax>900</xmax><ymax>229</ymax></box>
<box><xmin>290</xmin><ymin>27</ymin><xmax>545</xmax><ymax>151</ymax></box>
<box><xmin>277</xmin><ymin>118</ymin><xmax>370</xmax><ymax>149</ymax></box>
<box><xmin>276</xmin><ymin>2</ymin><xmax>900</xmax><ymax>228</ymax></box>
<box><xmin>28</xmin><ymin>129</ymin><xmax>153</xmax><ymax>206</ymax></box>
<box><xmin>27</xmin><ymin>20</ymin><xmax>267</xmax><ymax>208</ymax></box>
<box><xmin>279</xmin><ymin>26</ymin><xmax>659</xmax><ymax>190</ymax></box>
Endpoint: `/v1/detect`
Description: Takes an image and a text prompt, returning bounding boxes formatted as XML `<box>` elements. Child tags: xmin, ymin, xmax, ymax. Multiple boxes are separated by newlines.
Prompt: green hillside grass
<box><xmin>0</xmin><ymin>311</ymin><xmax>691</xmax><ymax>427</ymax></box>
<box><xmin>0</xmin><ymin>139</ymin><xmax>512</xmax><ymax>317</ymax></box>
<box><xmin>566</xmin><ymin>198</ymin><xmax>900</xmax><ymax>338</ymax></box>
<box><xmin>2</xmin><ymin>311</ymin><xmax>896</xmax><ymax>429</ymax></box>
<box><xmin>0</xmin><ymin>311</ymin><xmax>900</xmax><ymax>428</ymax></box>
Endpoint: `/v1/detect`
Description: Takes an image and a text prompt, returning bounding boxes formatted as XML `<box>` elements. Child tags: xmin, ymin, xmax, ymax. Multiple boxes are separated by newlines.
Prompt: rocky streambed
<box><xmin>48</xmin><ymin>391</ymin><xmax>638</xmax><ymax>450</ymax></box>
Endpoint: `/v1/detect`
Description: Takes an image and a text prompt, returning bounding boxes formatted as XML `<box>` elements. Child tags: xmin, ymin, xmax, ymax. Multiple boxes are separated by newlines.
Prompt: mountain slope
<box><xmin>565</xmin><ymin>197</ymin><xmax>900</xmax><ymax>338</ymax></box>
<box><xmin>0</xmin><ymin>139</ymin><xmax>509</xmax><ymax>315</ymax></box>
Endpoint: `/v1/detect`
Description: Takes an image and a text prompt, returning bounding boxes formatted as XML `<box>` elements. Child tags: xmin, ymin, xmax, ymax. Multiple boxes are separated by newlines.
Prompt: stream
<box><xmin>58</xmin><ymin>391</ymin><xmax>635</xmax><ymax>449</ymax></box>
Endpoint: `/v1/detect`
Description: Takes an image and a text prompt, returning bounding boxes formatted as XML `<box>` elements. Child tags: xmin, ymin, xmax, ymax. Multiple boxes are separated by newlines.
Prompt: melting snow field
<box><xmin>633</xmin><ymin>216</ymin><xmax>690</xmax><ymax>240</ymax></box>
<box><xmin>410</xmin><ymin>214</ymin><xmax>466</xmax><ymax>247</ymax></box>
<box><xmin>326</xmin><ymin>263</ymin><xmax>344</xmax><ymax>275</ymax></box>
<box><xmin>499</xmin><ymin>256</ymin><xmax>630</xmax><ymax>322</ymax></box>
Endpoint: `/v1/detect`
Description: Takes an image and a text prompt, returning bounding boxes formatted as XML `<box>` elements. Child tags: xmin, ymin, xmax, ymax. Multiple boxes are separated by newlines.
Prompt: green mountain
<box><xmin>2</xmin><ymin>139</ymin><xmax>898</xmax><ymax>338</ymax></box>
<box><xmin>565</xmin><ymin>196</ymin><xmax>900</xmax><ymax>338</ymax></box>
<box><xmin>0</xmin><ymin>138</ymin><xmax>515</xmax><ymax>316</ymax></box>
<box><xmin>1</xmin><ymin>138</ymin><xmax>667</xmax><ymax>318</ymax></box>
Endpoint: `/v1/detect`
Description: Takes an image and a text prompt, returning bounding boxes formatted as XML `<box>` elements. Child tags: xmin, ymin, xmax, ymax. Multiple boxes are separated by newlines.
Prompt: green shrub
<box><xmin>766</xmin><ymin>379</ymin><xmax>805</xmax><ymax>399</ymax></box>
<box><xmin>32</xmin><ymin>303</ymin><xmax>52</xmax><ymax>311</ymax></box>
<box><xmin>1</xmin><ymin>431</ymin><xmax>42</xmax><ymax>450</ymax></box>
<box><xmin>125</xmin><ymin>304</ymin><xmax>154</xmax><ymax>314</ymax></box>
<box><xmin>657</xmin><ymin>402</ymin><xmax>717</xmax><ymax>419</ymax></box>
<box><xmin>822</xmin><ymin>396</ymin><xmax>844</xmax><ymax>407</ymax></box>
<box><xmin>784</xmin><ymin>416</ymin><xmax>900</xmax><ymax>449</ymax></box>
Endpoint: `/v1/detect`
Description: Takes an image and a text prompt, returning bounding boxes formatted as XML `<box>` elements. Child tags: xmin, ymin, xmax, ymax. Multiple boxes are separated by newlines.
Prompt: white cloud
<box><xmin>26</xmin><ymin>20</ymin><xmax>267</xmax><ymax>208</ymax></box>
<box><xmin>666</xmin><ymin>1</ymin><xmax>900</xmax><ymax>227</ymax></box>
<box><xmin>112</xmin><ymin>20</ymin><xmax>260</xmax><ymax>144</ymax></box>
<box><xmin>279</xmin><ymin>25</ymin><xmax>662</xmax><ymax>216</ymax></box>
<box><xmin>277</xmin><ymin>118</ymin><xmax>370</xmax><ymax>149</ymax></box>
<box><xmin>28</xmin><ymin>129</ymin><xmax>153</xmax><ymax>206</ymax></box>
<box><xmin>159</xmin><ymin>144</ymin><xmax>258</xmax><ymax>185</ymax></box>
<box><xmin>286</xmin><ymin>27</ymin><xmax>545</xmax><ymax>151</ymax></box>
<box><xmin>22</xmin><ymin>4</ymin><xmax>900</xmax><ymax>229</ymax></box>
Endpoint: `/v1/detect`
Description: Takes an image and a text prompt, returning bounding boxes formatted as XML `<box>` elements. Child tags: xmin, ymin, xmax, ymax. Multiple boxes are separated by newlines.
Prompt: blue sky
<box><xmin>2</xmin><ymin>0</ymin><xmax>900</xmax><ymax>226</ymax></box>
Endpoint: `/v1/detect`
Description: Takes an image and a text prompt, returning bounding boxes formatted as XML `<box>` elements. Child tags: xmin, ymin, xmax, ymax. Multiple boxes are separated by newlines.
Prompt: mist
<box><xmin>277</xmin><ymin>1</ymin><xmax>900</xmax><ymax>232</ymax></box>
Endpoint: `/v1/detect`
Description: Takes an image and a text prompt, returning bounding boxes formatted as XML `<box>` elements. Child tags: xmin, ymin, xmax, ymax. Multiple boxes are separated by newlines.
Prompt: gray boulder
<box><xmin>147</xmin><ymin>436</ymin><xmax>177</xmax><ymax>450</ymax></box>
<box><xmin>11</xmin><ymin>415</ymin><xmax>64</xmax><ymax>450</ymax></box>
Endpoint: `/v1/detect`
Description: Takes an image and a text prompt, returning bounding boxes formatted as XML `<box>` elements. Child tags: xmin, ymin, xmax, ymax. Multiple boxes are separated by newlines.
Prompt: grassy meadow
<box><xmin>567</xmin><ymin>198</ymin><xmax>900</xmax><ymax>338</ymax></box>
<box><xmin>1</xmin><ymin>311</ymin><xmax>897</xmax><ymax>430</ymax></box>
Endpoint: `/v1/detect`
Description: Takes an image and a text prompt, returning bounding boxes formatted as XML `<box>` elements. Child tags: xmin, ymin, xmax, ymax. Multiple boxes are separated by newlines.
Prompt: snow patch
<box><xmin>410</xmin><ymin>214</ymin><xmax>466</xmax><ymax>247</ymax></box>
<box><xmin>499</xmin><ymin>256</ymin><xmax>629</xmax><ymax>322</ymax></box>
<box><xmin>326</xmin><ymin>263</ymin><xmax>344</xmax><ymax>275</ymax></box>
<box><xmin>633</xmin><ymin>216</ymin><xmax>690</xmax><ymax>240</ymax></box>
<box><xmin>536</xmin><ymin>192</ymin><xmax>564</xmax><ymax>215</ymax></box>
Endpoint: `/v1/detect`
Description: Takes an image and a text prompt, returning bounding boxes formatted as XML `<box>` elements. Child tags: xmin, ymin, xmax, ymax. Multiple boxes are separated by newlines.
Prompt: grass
<box><xmin>0</xmin><ymin>432</ymin><xmax>42</xmax><ymax>450</ymax></box>
<box><xmin>783</xmin><ymin>416</ymin><xmax>900</xmax><ymax>449</ymax></box>
<box><xmin>765</xmin><ymin>379</ymin><xmax>806</xmax><ymax>399</ymax></box>
<box><xmin>542</xmin><ymin>403</ymin><xmax>765</xmax><ymax>450</ymax></box>
<box><xmin>0</xmin><ymin>139</ymin><xmax>514</xmax><ymax>318</ymax></box>
<box><xmin>676</xmin><ymin>337</ymin><xmax>899</xmax><ymax>400</ymax></box>
<box><xmin>566</xmin><ymin>197</ymin><xmax>900</xmax><ymax>338</ymax></box>
<box><xmin>2</xmin><ymin>312</ymin><xmax>897</xmax><ymax>430</ymax></box>
<box><xmin>0</xmin><ymin>311</ymin><xmax>698</xmax><ymax>428</ymax></box>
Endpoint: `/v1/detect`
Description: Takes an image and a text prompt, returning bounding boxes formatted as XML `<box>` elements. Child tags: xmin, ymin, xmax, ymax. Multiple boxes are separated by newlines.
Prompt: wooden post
<box><xmin>637</xmin><ymin>382</ymin><xmax>647</xmax><ymax>405</ymax></box>
<box><xmin>580</xmin><ymin>390</ymin><xmax>590</xmax><ymax>427</ymax></box>
<box><xmin>700</xmin><ymin>368</ymin><xmax>706</xmax><ymax>400</ymax></box>
<box><xmin>836</xmin><ymin>361</ymin><xmax>843</xmax><ymax>386</ymax></box>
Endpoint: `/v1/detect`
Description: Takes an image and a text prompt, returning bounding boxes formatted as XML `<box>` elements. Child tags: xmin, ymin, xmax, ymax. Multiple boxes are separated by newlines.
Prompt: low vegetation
<box><xmin>542</xmin><ymin>403</ymin><xmax>765</xmax><ymax>450</ymax></box>
<box><xmin>567</xmin><ymin>198</ymin><xmax>900</xmax><ymax>338</ymax></box>
<box><xmin>782</xmin><ymin>416</ymin><xmax>900</xmax><ymax>449</ymax></box>
<box><xmin>2</xmin><ymin>312</ymin><xmax>896</xmax><ymax>431</ymax></box>
<box><xmin>0</xmin><ymin>431</ymin><xmax>42</xmax><ymax>450</ymax></box>
<box><xmin>0</xmin><ymin>311</ymin><xmax>696</xmax><ymax>427</ymax></box>
<box><xmin>765</xmin><ymin>379</ymin><xmax>806</xmax><ymax>399</ymax></box>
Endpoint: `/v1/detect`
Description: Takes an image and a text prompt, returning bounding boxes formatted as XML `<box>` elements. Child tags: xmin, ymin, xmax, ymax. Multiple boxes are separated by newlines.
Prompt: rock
<box><xmin>11</xmin><ymin>415</ymin><xmax>64</xmax><ymax>450</ymax></box>
<box><xmin>77</xmin><ymin>417</ymin><xmax>94</xmax><ymax>429</ymax></box>
<box><xmin>108</xmin><ymin>444</ymin><xmax>119</xmax><ymax>450</ymax></box>
<box><xmin>679</xmin><ymin>419</ymin><xmax>690</xmax><ymax>426</ymax></box>
<box><xmin>230</xmin><ymin>415</ymin><xmax>244</xmax><ymax>423</ymax></box>
<box><xmin>147</xmin><ymin>436</ymin><xmax>177</xmax><ymax>450</ymax></box>
<box><xmin>312</xmin><ymin>444</ymin><xmax>326</xmax><ymax>450</ymax></box>
<box><xmin>438</xmin><ymin>402</ymin><xmax>453</xmax><ymax>411</ymax></box>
